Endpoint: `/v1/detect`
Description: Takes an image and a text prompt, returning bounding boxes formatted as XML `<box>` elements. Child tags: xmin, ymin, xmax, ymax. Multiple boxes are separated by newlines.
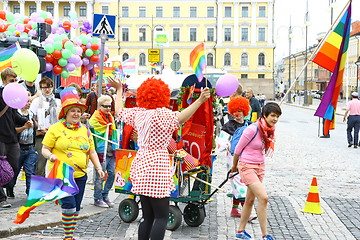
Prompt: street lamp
<box><xmin>355</xmin><ymin>56</ymin><xmax>360</xmax><ymax>95</ymax></box>
<box><xmin>303</xmin><ymin>0</ymin><xmax>311</xmax><ymax>106</ymax></box>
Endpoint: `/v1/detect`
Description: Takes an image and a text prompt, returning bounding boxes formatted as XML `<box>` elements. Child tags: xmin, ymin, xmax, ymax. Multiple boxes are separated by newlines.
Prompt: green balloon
<box><xmin>62</xmin><ymin>49</ymin><xmax>72</xmax><ymax>59</ymax></box>
<box><xmin>32</xmin><ymin>22</ymin><xmax>38</xmax><ymax>30</ymax></box>
<box><xmin>64</xmin><ymin>41</ymin><xmax>74</xmax><ymax>50</ymax></box>
<box><xmin>71</xmin><ymin>48</ymin><xmax>77</xmax><ymax>54</ymax></box>
<box><xmin>53</xmin><ymin>41</ymin><xmax>62</xmax><ymax>50</ymax></box>
<box><xmin>61</xmin><ymin>69</ymin><xmax>70</xmax><ymax>78</ymax></box>
<box><xmin>54</xmin><ymin>36</ymin><xmax>62</xmax><ymax>42</ymax></box>
<box><xmin>58</xmin><ymin>58</ymin><xmax>68</xmax><ymax>67</ymax></box>
<box><xmin>94</xmin><ymin>50</ymin><xmax>100</xmax><ymax>55</ymax></box>
<box><xmin>40</xmin><ymin>11</ymin><xmax>48</xmax><ymax>19</ymax></box>
<box><xmin>85</xmin><ymin>49</ymin><xmax>93</xmax><ymax>57</ymax></box>
<box><xmin>7</xmin><ymin>25</ymin><xmax>16</xmax><ymax>33</ymax></box>
<box><xmin>61</xmin><ymin>34</ymin><xmax>68</xmax><ymax>40</ymax></box>
<box><xmin>44</xmin><ymin>44</ymin><xmax>54</xmax><ymax>54</ymax></box>
<box><xmin>6</xmin><ymin>12</ymin><xmax>14</xmax><ymax>22</ymax></box>
<box><xmin>81</xmin><ymin>35</ymin><xmax>88</xmax><ymax>45</ymax></box>
<box><xmin>91</xmin><ymin>38</ymin><xmax>99</xmax><ymax>44</ymax></box>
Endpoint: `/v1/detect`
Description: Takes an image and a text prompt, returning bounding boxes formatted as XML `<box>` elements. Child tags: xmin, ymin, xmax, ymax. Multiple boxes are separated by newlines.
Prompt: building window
<box><xmin>156</xmin><ymin>6</ymin><xmax>163</xmax><ymax>17</ymax></box>
<box><xmin>207</xmin><ymin>53</ymin><xmax>214</xmax><ymax>66</ymax></box>
<box><xmin>207</xmin><ymin>7</ymin><xmax>214</xmax><ymax>17</ymax></box>
<box><xmin>258</xmin><ymin>53</ymin><xmax>265</xmax><ymax>66</ymax></box>
<box><xmin>101</xmin><ymin>6</ymin><xmax>108</xmax><ymax>14</ymax></box>
<box><xmin>139</xmin><ymin>28</ymin><xmax>146</xmax><ymax>42</ymax></box>
<box><xmin>173</xmin><ymin>53</ymin><xmax>180</xmax><ymax>60</ymax></box>
<box><xmin>207</xmin><ymin>28</ymin><xmax>214</xmax><ymax>42</ymax></box>
<box><xmin>139</xmin><ymin>6</ymin><xmax>146</xmax><ymax>17</ymax></box>
<box><xmin>63</xmin><ymin>6</ymin><xmax>70</xmax><ymax>17</ymax></box>
<box><xmin>314</xmin><ymin>69</ymin><xmax>319</xmax><ymax>78</ymax></box>
<box><xmin>122</xmin><ymin>6</ymin><xmax>129</xmax><ymax>17</ymax></box>
<box><xmin>258</xmin><ymin>28</ymin><xmax>265</xmax><ymax>41</ymax></box>
<box><xmin>224</xmin><ymin>28</ymin><xmax>231</xmax><ymax>42</ymax></box>
<box><xmin>139</xmin><ymin>53</ymin><xmax>146</xmax><ymax>66</ymax></box>
<box><xmin>241</xmin><ymin>53</ymin><xmax>248</xmax><ymax>66</ymax></box>
<box><xmin>80</xmin><ymin>6</ymin><xmax>87</xmax><ymax>16</ymax></box>
<box><xmin>241</xmin><ymin>74</ymin><xmax>248</xmax><ymax>79</ymax></box>
<box><xmin>224</xmin><ymin>53</ymin><xmax>231</xmax><ymax>66</ymax></box>
<box><xmin>258</xmin><ymin>74</ymin><xmax>265</xmax><ymax>78</ymax></box>
<box><xmin>242</xmin><ymin>6</ymin><xmax>248</xmax><ymax>17</ymax></box>
<box><xmin>13</xmin><ymin>5</ymin><xmax>20</xmax><ymax>13</ymax></box>
<box><xmin>241</xmin><ymin>28</ymin><xmax>249</xmax><ymax>41</ymax></box>
<box><xmin>29</xmin><ymin>5</ymin><xmax>36</xmax><ymax>15</ymax></box>
<box><xmin>173</xmin><ymin>28</ymin><xmax>180</xmax><ymax>41</ymax></box>
<box><xmin>46</xmin><ymin>6</ymin><xmax>54</xmax><ymax>16</ymax></box>
<box><xmin>225</xmin><ymin>6</ymin><xmax>231</xmax><ymax>17</ymax></box>
<box><xmin>259</xmin><ymin>6</ymin><xmax>266</xmax><ymax>17</ymax></box>
<box><xmin>190</xmin><ymin>7</ymin><xmax>197</xmax><ymax>17</ymax></box>
<box><xmin>122</xmin><ymin>28</ymin><xmax>129</xmax><ymax>41</ymax></box>
<box><xmin>190</xmin><ymin>28</ymin><xmax>197</xmax><ymax>41</ymax></box>
<box><xmin>173</xmin><ymin>7</ymin><xmax>180</xmax><ymax>18</ymax></box>
<box><xmin>123</xmin><ymin>53</ymin><xmax>129</xmax><ymax>61</ymax></box>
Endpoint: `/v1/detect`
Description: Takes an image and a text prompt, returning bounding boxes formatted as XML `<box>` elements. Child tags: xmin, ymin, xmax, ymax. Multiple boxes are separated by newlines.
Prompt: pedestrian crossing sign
<box><xmin>92</xmin><ymin>14</ymin><xmax>116</xmax><ymax>38</ymax></box>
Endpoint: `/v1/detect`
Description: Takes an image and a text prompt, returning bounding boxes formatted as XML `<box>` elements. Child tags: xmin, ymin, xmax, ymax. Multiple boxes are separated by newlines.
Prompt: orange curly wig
<box><xmin>136</xmin><ymin>77</ymin><xmax>170</xmax><ymax>109</ymax></box>
<box><xmin>227</xmin><ymin>96</ymin><xmax>250</xmax><ymax>116</ymax></box>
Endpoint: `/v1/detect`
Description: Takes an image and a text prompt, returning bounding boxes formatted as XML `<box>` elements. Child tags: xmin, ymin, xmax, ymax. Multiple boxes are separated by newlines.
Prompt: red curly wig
<box><xmin>227</xmin><ymin>96</ymin><xmax>250</xmax><ymax>116</ymax></box>
<box><xmin>136</xmin><ymin>77</ymin><xmax>170</xmax><ymax>109</ymax></box>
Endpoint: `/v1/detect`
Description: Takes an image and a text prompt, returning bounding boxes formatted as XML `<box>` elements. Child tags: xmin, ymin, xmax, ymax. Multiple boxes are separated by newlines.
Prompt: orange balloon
<box><xmin>0</xmin><ymin>23</ymin><xmax>6</xmax><ymax>33</ymax></box>
<box><xmin>52</xmin><ymin>50</ymin><xmax>62</xmax><ymax>59</ymax></box>
<box><xmin>63</xmin><ymin>21</ymin><xmax>71</xmax><ymax>31</ymax></box>
<box><xmin>53</xmin><ymin>65</ymin><xmax>62</xmax><ymax>75</ymax></box>
<box><xmin>45</xmin><ymin>54</ymin><xmax>54</xmax><ymax>63</ymax></box>
<box><xmin>90</xmin><ymin>55</ymin><xmax>99</xmax><ymax>63</ymax></box>
<box><xmin>0</xmin><ymin>11</ymin><xmax>6</xmax><ymax>20</ymax></box>
<box><xmin>23</xmin><ymin>24</ymin><xmax>32</xmax><ymax>33</ymax></box>
<box><xmin>44</xmin><ymin>18</ymin><xmax>53</xmax><ymax>25</ymax></box>
<box><xmin>91</xmin><ymin>43</ymin><xmax>99</xmax><ymax>51</ymax></box>
<box><xmin>23</xmin><ymin>18</ymin><xmax>30</xmax><ymax>24</ymax></box>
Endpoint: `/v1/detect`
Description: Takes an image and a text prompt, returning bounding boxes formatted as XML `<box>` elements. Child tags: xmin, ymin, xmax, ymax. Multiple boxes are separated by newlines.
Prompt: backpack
<box><xmin>230</xmin><ymin>122</ymin><xmax>258</xmax><ymax>155</ymax></box>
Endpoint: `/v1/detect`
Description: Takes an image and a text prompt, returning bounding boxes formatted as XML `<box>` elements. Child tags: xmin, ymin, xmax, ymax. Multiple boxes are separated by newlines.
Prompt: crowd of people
<box><xmin>0</xmin><ymin>67</ymin><xmax>283</xmax><ymax>240</ymax></box>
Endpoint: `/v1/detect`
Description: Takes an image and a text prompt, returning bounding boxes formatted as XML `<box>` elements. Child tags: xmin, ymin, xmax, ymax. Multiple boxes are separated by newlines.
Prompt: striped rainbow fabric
<box><xmin>14</xmin><ymin>159</ymin><xmax>79</xmax><ymax>224</ymax></box>
<box><xmin>189</xmin><ymin>43</ymin><xmax>206</xmax><ymax>82</ymax></box>
<box><xmin>313</xmin><ymin>2</ymin><xmax>351</xmax><ymax>135</ymax></box>
<box><xmin>0</xmin><ymin>44</ymin><xmax>19</xmax><ymax>71</ymax></box>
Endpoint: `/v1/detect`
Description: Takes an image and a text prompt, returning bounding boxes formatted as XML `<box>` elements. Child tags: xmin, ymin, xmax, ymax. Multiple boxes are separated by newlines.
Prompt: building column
<box><xmin>2</xmin><ymin>0</ymin><xmax>9</xmax><ymax>12</ymax></box>
<box><xmin>35</xmin><ymin>0</ymin><xmax>41</xmax><ymax>13</ymax></box>
<box><xmin>267</xmin><ymin>2</ymin><xmax>273</xmax><ymax>45</ymax></box>
<box><xmin>70</xmin><ymin>1</ymin><xmax>76</xmax><ymax>37</ymax></box>
<box><xmin>19</xmin><ymin>0</ymin><xmax>25</xmax><ymax>16</ymax></box>
<box><xmin>53</xmin><ymin>1</ymin><xmax>59</xmax><ymax>22</ymax></box>
<box><xmin>86</xmin><ymin>1</ymin><xmax>94</xmax><ymax>25</ymax></box>
<box><xmin>251</xmin><ymin>2</ymin><xmax>257</xmax><ymax>45</ymax></box>
<box><xmin>217</xmin><ymin>2</ymin><xmax>223</xmax><ymax>46</ymax></box>
<box><xmin>233</xmin><ymin>2</ymin><xmax>239</xmax><ymax>46</ymax></box>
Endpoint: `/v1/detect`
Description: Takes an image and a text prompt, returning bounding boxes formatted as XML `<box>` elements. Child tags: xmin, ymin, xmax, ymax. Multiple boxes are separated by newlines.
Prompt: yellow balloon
<box><xmin>11</xmin><ymin>48</ymin><xmax>40</xmax><ymax>82</ymax></box>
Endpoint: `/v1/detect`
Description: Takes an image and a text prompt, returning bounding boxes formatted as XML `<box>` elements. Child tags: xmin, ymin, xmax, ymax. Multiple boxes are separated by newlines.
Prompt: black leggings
<box><xmin>138</xmin><ymin>196</ymin><xmax>169</xmax><ymax>240</ymax></box>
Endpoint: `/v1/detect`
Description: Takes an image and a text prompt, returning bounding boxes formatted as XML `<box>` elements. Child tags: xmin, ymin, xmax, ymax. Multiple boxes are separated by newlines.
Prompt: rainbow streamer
<box><xmin>0</xmin><ymin>44</ymin><xmax>19</xmax><ymax>71</ymax></box>
<box><xmin>313</xmin><ymin>2</ymin><xmax>351</xmax><ymax>135</ymax></box>
<box><xmin>189</xmin><ymin>43</ymin><xmax>206</xmax><ymax>82</ymax></box>
<box><xmin>14</xmin><ymin>160</ymin><xmax>78</xmax><ymax>224</ymax></box>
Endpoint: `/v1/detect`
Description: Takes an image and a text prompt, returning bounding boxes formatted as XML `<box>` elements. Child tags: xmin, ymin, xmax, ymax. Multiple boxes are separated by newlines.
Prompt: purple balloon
<box><xmin>65</xmin><ymin>63</ymin><xmax>76</xmax><ymax>72</ymax></box>
<box><xmin>86</xmin><ymin>63</ymin><xmax>94</xmax><ymax>70</ymax></box>
<box><xmin>215</xmin><ymin>74</ymin><xmax>239</xmax><ymax>97</ymax></box>
<box><xmin>51</xmin><ymin>25</ymin><xmax>58</xmax><ymax>34</ymax></box>
<box><xmin>2</xmin><ymin>83</ymin><xmax>28</xmax><ymax>109</ymax></box>
<box><xmin>86</xmin><ymin>42</ymin><xmax>91</xmax><ymax>49</ymax></box>
<box><xmin>82</xmin><ymin>58</ymin><xmax>89</xmax><ymax>66</ymax></box>
<box><xmin>45</xmin><ymin>63</ymin><xmax>53</xmax><ymax>72</ymax></box>
<box><xmin>74</xmin><ymin>59</ymin><xmax>82</xmax><ymax>67</ymax></box>
<box><xmin>74</xmin><ymin>39</ymin><xmax>82</xmax><ymax>46</ymax></box>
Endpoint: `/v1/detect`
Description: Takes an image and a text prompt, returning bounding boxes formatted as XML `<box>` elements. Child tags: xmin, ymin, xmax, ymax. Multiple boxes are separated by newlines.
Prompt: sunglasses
<box><xmin>101</xmin><ymin>105</ymin><xmax>112</xmax><ymax>108</ymax></box>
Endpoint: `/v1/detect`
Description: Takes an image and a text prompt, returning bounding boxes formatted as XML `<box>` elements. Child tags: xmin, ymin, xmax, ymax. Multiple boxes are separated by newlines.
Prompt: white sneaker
<box><xmin>94</xmin><ymin>199</ymin><xmax>108</xmax><ymax>208</ymax></box>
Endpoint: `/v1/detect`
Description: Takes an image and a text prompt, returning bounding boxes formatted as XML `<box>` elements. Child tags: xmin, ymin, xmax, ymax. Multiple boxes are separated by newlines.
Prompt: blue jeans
<box><xmin>61</xmin><ymin>174</ymin><xmax>88</xmax><ymax>213</ymax></box>
<box><xmin>93</xmin><ymin>155</ymin><xmax>115</xmax><ymax>200</ymax></box>
<box><xmin>8</xmin><ymin>146</ymin><xmax>38</xmax><ymax>194</ymax></box>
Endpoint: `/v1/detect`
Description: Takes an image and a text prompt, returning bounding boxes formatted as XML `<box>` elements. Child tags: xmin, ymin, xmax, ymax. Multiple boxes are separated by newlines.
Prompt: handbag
<box><xmin>0</xmin><ymin>155</ymin><xmax>14</xmax><ymax>186</ymax></box>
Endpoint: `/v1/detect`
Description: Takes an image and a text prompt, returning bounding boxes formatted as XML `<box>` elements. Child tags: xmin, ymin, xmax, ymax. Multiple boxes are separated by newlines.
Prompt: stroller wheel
<box><xmin>183</xmin><ymin>203</ymin><xmax>205</xmax><ymax>227</ymax></box>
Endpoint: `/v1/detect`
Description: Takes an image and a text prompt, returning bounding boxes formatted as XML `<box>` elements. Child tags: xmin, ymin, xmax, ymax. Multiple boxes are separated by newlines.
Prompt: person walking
<box><xmin>232</xmin><ymin>102</ymin><xmax>282</xmax><ymax>240</ymax></box>
<box><xmin>89</xmin><ymin>95</ymin><xmax>118</xmax><ymax>208</ymax></box>
<box><xmin>42</xmin><ymin>87</ymin><xmax>105</xmax><ymax>240</ymax></box>
<box><xmin>245</xmin><ymin>88</ymin><xmax>262</xmax><ymax>122</ymax></box>
<box><xmin>343</xmin><ymin>92</ymin><xmax>360</xmax><ymax>148</ymax></box>
<box><xmin>109</xmin><ymin>76</ymin><xmax>210</xmax><ymax>240</ymax></box>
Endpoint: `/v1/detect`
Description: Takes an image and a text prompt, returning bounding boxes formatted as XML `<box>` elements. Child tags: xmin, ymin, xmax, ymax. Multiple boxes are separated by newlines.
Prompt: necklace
<box><xmin>60</xmin><ymin>118</ymin><xmax>81</xmax><ymax>130</ymax></box>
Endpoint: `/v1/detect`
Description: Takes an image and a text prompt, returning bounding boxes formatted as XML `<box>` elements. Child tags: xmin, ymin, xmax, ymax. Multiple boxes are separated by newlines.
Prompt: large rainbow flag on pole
<box><xmin>0</xmin><ymin>43</ymin><xmax>19</xmax><ymax>71</ymax></box>
<box><xmin>189</xmin><ymin>43</ymin><xmax>206</xmax><ymax>82</ymax></box>
<box><xmin>313</xmin><ymin>1</ymin><xmax>351</xmax><ymax>135</ymax></box>
<box><xmin>14</xmin><ymin>159</ymin><xmax>79</xmax><ymax>224</ymax></box>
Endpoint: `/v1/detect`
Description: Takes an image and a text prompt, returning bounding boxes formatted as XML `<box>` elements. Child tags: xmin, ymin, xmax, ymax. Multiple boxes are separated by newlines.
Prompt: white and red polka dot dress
<box><xmin>118</xmin><ymin>107</ymin><xmax>179</xmax><ymax>198</ymax></box>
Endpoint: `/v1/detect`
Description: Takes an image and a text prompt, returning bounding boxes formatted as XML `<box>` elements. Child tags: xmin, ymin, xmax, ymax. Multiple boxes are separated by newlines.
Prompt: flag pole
<box><xmin>279</xmin><ymin>0</ymin><xmax>351</xmax><ymax>105</ymax></box>
<box><xmin>204</xmin><ymin>40</ymin><xmax>207</xmax><ymax>88</ymax></box>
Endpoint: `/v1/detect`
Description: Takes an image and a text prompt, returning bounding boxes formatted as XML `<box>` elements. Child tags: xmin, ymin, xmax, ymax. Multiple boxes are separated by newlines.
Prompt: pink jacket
<box><xmin>234</xmin><ymin>124</ymin><xmax>265</xmax><ymax>164</ymax></box>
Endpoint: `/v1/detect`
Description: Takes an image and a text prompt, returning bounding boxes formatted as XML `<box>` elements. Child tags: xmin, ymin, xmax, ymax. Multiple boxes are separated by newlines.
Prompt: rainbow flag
<box><xmin>122</xmin><ymin>57</ymin><xmax>137</xmax><ymax>75</ymax></box>
<box><xmin>151</xmin><ymin>63</ymin><xmax>157</xmax><ymax>73</ymax></box>
<box><xmin>313</xmin><ymin>2</ymin><xmax>351</xmax><ymax>135</ymax></box>
<box><xmin>0</xmin><ymin>44</ymin><xmax>19</xmax><ymax>71</ymax></box>
<box><xmin>14</xmin><ymin>160</ymin><xmax>78</xmax><ymax>224</ymax></box>
<box><xmin>189</xmin><ymin>43</ymin><xmax>206</xmax><ymax>82</ymax></box>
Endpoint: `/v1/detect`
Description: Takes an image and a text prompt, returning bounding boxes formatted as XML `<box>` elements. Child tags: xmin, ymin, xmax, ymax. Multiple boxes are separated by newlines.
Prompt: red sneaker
<box><xmin>230</xmin><ymin>207</ymin><xmax>241</xmax><ymax>217</ymax></box>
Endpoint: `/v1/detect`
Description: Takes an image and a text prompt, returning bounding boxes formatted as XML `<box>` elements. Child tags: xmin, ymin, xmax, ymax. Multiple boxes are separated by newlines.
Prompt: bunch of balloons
<box><xmin>81</xmin><ymin>20</ymin><xmax>92</xmax><ymax>34</ymax></box>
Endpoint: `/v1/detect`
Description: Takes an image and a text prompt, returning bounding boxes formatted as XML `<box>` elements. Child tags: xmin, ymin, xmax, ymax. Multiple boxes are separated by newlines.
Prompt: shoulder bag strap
<box><xmin>0</xmin><ymin>106</ymin><xmax>9</xmax><ymax>118</ymax></box>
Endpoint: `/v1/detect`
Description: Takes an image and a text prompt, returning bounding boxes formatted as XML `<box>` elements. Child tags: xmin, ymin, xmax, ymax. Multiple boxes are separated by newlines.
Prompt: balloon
<box><xmin>53</xmin><ymin>41</ymin><xmax>62</xmax><ymax>50</ymax></box>
<box><xmin>16</xmin><ymin>24</ymin><xmax>24</xmax><ymax>32</ymax></box>
<box><xmin>61</xmin><ymin>49</ymin><xmax>72</xmax><ymax>59</ymax></box>
<box><xmin>11</xmin><ymin>49</ymin><xmax>40</xmax><ymax>82</ymax></box>
<box><xmin>71</xmin><ymin>20</ymin><xmax>79</xmax><ymax>29</ymax></box>
<box><xmin>44</xmin><ymin>54</ymin><xmax>54</xmax><ymax>63</ymax></box>
<box><xmin>215</xmin><ymin>74</ymin><xmax>239</xmax><ymax>97</ymax></box>
<box><xmin>90</xmin><ymin>55</ymin><xmax>99</xmax><ymax>63</ymax></box>
<box><xmin>23</xmin><ymin>18</ymin><xmax>30</xmax><ymax>24</ymax></box>
<box><xmin>61</xmin><ymin>69</ymin><xmax>70</xmax><ymax>78</ymax></box>
<box><xmin>69</xmin><ymin>11</ymin><xmax>77</xmax><ymax>20</ymax></box>
<box><xmin>90</xmin><ymin>43</ymin><xmax>99</xmax><ymax>51</ymax></box>
<box><xmin>58</xmin><ymin>58</ymin><xmax>68</xmax><ymax>67</ymax></box>
<box><xmin>53</xmin><ymin>65</ymin><xmax>62</xmax><ymax>75</ymax></box>
<box><xmin>63</xmin><ymin>21</ymin><xmax>71</xmax><ymax>31</ymax></box>
<box><xmin>0</xmin><ymin>10</ymin><xmax>6</xmax><ymax>20</ymax></box>
<box><xmin>2</xmin><ymin>83</ymin><xmax>28</xmax><ymax>109</ymax></box>
<box><xmin>23</xmin><ymin>24</ymin><xmax>31</xmax><ymax>33</ymax></box>
<box><xmin>44</xmin><ymin>44</ymin><xmax>54</xmax><ymax>54</ymax></box>
<box><xmin>36</xmin><ymin>17</ymin><xmax>45</xmax><ymax>23</ymax></box>
<box><xmin>65</xmin><ymin>63</ymin><xmax>76</xmax><ymax>72</ymax></box>
<box><xmin>52</xmin><ymin>50</ymin><xmax>62</xmax><ymax>59</ymax></box>
<box><xmin>45</xmin><ymin>18</ymin><xmax>53</xmax><ymax>25</ymax></box>
<box><xmin>6</xmin><ymin>12</ymin><xmax>15</xmax><ymax>22</ymax></box>
<box><xmin>82</xmin><ymin>58</ymin><xmax>89</xmax><ymax>66</ymax></box>
<box><xmin>64</xmin><ymin>41</ymin><xmax>74</xmax><ymax>50</ymax></box>
<box><xmin>0</xmin><ymin>23</ymin><xmax>6</xmax><ymax>32</ymax></box>
<box><xmin>39</xmin><ymin>11</ymin><xmax>48</xmax><ymax>19</ymax></box>
<box><xmin>45</xmin><ymin>63</ymin><xmax>53</xmax><ymax>72</ymax></box>
<box><xmin>85</xmin><ymin>49</ymin><xmax>93</xmax><ymax>57</ymax></box>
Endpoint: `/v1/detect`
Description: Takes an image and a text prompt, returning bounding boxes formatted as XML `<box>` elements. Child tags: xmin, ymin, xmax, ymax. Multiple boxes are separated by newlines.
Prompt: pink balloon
<box><xmin>74</xmin><ymin>59</ymin><xmax>82</xmax><ymax>67</ymax></box>
<box><xmin>2</xmin><ymin>83</ymin><xmax>28</xmax><ymax>109</ymax></box>
<box><xmin>215</xmin><ymin>74</ymin><xmax>239</xmax><ymax>97</ymax></box>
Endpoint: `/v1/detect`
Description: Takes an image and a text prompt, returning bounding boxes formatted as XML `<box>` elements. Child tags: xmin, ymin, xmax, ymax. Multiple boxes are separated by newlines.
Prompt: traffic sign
<box><xmin>92</xmin><ymin>14</ymin><xmax>116</xmax><ymax>38</ymax></box>
<box><xmin>170</xmin><ymin>60</ymin><xmax>181</xmax><ymax>72</ymax></box>
<box><xmin>148</xmin><ymin>49</ymin><xmax>160</xmax><ymax>63</ymax></box>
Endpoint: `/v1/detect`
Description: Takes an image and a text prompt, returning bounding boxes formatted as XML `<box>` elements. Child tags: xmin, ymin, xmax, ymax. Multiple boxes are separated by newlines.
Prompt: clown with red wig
<box><xmin>219</xmin><ymin>96</ymin><xmax>256</xmax><ymax>221</ymax></box>
<box><xmin>109</xmin><ymin>76</ymin><xmax>210</xmax><ymax>240</ymax></box>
